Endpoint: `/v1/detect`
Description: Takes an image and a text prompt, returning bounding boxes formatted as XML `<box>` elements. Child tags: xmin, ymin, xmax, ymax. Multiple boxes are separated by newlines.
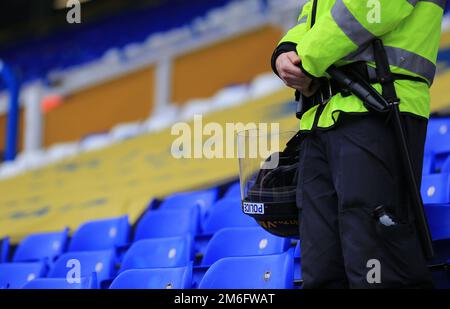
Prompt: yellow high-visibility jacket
<box><xmin>275</xmin><ymin>0</ymin><xmax>445</xmax><ymax>131</ymax></box>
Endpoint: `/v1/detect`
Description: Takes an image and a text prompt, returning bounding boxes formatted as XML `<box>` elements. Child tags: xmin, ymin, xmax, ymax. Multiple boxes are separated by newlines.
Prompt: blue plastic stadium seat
<box><xmin>159</xmin><ymin>188</ymin><xmax>218</xmax><ymax>218</ymax></box>
<box><xmin>202</xmin><ymin>198</ymin><xmax>258</xmax><ymax>234</ymax></box>
<box><xmin>22</xmin><ymin>276</ymin><xmax>97</xmax><ymax>289</ymax></box>
<box><xmin>422</xmin><ymin>154</ymin><xmax>434</xmax><ymax>175</ymax></box>
<box><xmin>293</xmin><ymin>242</ymin><xmax>301</xmax><ymax>281</ymax></box>
<box><xmin>425</xmin><ymin>204</ymin><xmax>450</xmax><ymax>241</ymax></box>
<box><xmin>134</xmin><ymin>209</ymin><xmax>198</xmax><ymax>241</ymax></box>
<box><xmin>224</xmin><ymin>182</ymin><xmax>241</xmax><ymax>198</ymax></box>
<box><xmin>294</xmin><ymin>242</ymin><xmax>301</xmax><ymax>258</ymax></box>
<box><xmin>192</xmin><ymin>227</ymin><xmax>290</xmax><ymax>287</ymax></box>
<box><xmin>160</xmin><ymin>203</ymin><xmax>203</xmax><ymax>234</ymax></box>
<box><xmin>194</xmin><ymin>198</ymin><xmax>258</xmax><ymax>255</ymax></box>
<box><xmin>427</xmin><ymin>118</ymin><xmax>450</xmax><ymax>140</ymax></box>
<box><xmin>421</xmin><ymin>174</ymin><xmax>450</xmax><ymax>204</ymax></box>
<box><xmin>424</xmin><ymin>128</ymin><xmax>450</xmax><ymax>172</ymax></box>
<box><xmin>48</xmin><ymin>250</ymin><xmax>115</xmax><ymax>284</ymax></box>
<box><xmin>201</xmin><ymin>227</ymin><xmax>290</xmax><ymax>266</ymax></box>
<box><xmin>294</xmin><ymin>262</ymin><xmax>302</xmax><ymax>284</ymax></box>
<box><xmin>442</xmin><ymin>156</ymin><xmax>450</xmax><ymax>174</ymax></box>
<box><xmin>436</xmin><ymin>154</ymin><xmax>450</xmax><ymax>174</ymax></box>
<box><xmin>69</xmin><ymin>216</ymin><xmax>130</xmax><ymax>252</ymax></box>
<box><xmin>0</xmin><ymin>237</ymin><xmax>9</xmax><ymax>263</ymax></box>
<box><xmin>110</xmin><ymin>265</ymin><xmax>192</xmax><ymax>289</ymax></box>
<box><xmin>13</xmin><ymin>228</ymin><xmax>69</xmax><ymax>263</ymax></box>
<box><xmin>0</xmin><ymin>262</ymin><xmax>46</xmax><ymax>289</ymax></box>
<box><xmin>120</xmin><ymin>236</ymin><xmax>192</xmax><ymax>273</ymax></box>
<box><xmin>198</xmin><ymin>250</ymin><xmax>294</xmax><ymax>289</ymax></box>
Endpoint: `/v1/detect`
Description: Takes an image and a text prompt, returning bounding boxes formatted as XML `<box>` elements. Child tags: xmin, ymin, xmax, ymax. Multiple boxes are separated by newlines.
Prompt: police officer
<box><xmin>272</xmin><ymin>0</ymin><xmax>445</xmax><ymax>288</ymax></box>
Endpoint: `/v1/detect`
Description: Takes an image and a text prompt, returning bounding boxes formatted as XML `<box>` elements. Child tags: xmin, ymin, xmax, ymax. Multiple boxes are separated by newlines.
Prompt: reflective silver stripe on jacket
<box><xmin>331</xmin><ymin>0</ymin><xmax>374</xmax><ymax>46</ymax></box>
<box><xmin>344</xmin><ymin>44</ymin><xmax>436</xmax><ymax>85</ymax></box>
<box><xmin>332</xmin><ymin>0</ymin><xmax>446</xmax><ymax>48</ymax></box>
<box><xmin>297</xmin><ymin>16</ymin><xmax>307</xmax><ymax>25</ymax></box>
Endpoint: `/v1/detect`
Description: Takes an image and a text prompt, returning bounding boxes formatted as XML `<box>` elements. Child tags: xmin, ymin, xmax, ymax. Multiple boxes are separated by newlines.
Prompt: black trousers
<box><xmin>297</xmin><ymin>113</ymin><xmax>433</xmax><ymax>289</ymax></box>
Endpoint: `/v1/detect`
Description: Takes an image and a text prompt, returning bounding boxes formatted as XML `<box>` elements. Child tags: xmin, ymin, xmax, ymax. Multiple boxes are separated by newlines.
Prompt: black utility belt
<box><xmin>295</xmin><ymin>62</ymin><xmax>427</xmax><ymax>119</ymax></box>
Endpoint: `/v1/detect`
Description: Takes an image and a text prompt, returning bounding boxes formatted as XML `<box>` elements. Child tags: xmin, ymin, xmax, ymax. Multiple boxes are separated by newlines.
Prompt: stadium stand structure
<box><xmin>0</xmin><ymin>2</ymin><xmax>449</xmax><ymax>289</ymax></box>
<box><xmin>0</xmin><ymin>0</ymin><xmax>447</xmax><ymax>176</ymax></box>
<box><xmin>0</xmin><ymin>127</ymin><xmax>449</xmax><ymax>289</ymax></box>
<box><xmin>0</xmin><ymin>0</ymin><xmax>298</xmax><ymax>152</ymax></box>
<box><xmin>0</xmin><ymin>0</ymin><xmax>237</xmax><ymax>90</ymax></box>
<box><xmin>0</xmin><ymin>0</ymin><xmax>448</xmax><ymax>155</ymax></box>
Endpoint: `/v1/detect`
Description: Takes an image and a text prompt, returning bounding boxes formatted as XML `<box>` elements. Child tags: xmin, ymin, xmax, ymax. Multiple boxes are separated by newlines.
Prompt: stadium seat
<box><xmin>293</xmin><ymin>242</ymin><xmax>302</xmax><ymax>282</ymax></box>
<box><xmin>423</xmin><ymin>154</ymin><xmax>434</xmax><ymax>175</ymax></box>
<box><xmin>427</xmin><ymin>117</ymin><xmax>450</xmax><ymax>140</ymax></box>
<box><xmin>120</xmin><ymin>236</ymin><xmax>192</xmax><ymax>273</ymax></box>
<box><xmin>436</xmin><ymin>154</ymin><xmax>450</xmax><ymax>174</ymax></box>
<box><xmin>425</xmin><ymin>130</ymin><xmax>450</xmax><ymax>172</ymax></box>
<box><xmin>12</xmin><ymin>228</ymin><xmax>69</xmax><ymax>263</ymax></box>
<box><xmin>442</xmin><ymin>156</ymin><xmax>450</xmax><ymax>173</ymax></box>
<box><xmin>426</xmin><ymin>204</ymin><xmax>450</xmax><ymax>241</ymax></box>
<box><xmin>294</xmin><ymin>242</ymin><xmax>301</xmax><ymax>258</ymax></box>
<box><xmin>0</xmin><ymin>262</ymin><xmax>46</xmax><ymax>289</ymax></box>
<box><xmin>194</xmin><ymin>198</ymin><xmax>258</xmax><ymax>255</ymax></box>
<box><xmin>48</xmin><ymin>250</ymin><xmax>115</xmax><ymax>284</ymax></box>
<box><xmin>198</xmin><ymin>250</ymin><xmax>294</xmax><ymax>289</ymax></box>
<box><xmin>0</xmin><ymin>237</ymin><xmax>9</xmax><ymax>263</ymax></box>
<box><xmin>202</xmin><ymin>198</ymin><xmax>258</xmax><ymax>234</ymax></box>
<box><xmin>201</xmin><ymin>227</ymin><xmax>290</xmax><ymax>266</ymax></box>
<box><xmin>421</xmin><ymin>174</ymin><xmax>450</xmax><ymax>204</ymax></box>
<box><xmin>159</xmin><ymin>188</ymin><xmax>218</xmax><ymax>218</ymax></box>
<box><xmin>134</xmin><ymin>209</ymin><xmax>198</xmax><ymax>241</ymax></box>
<box><xmin>109</xmin><ymin>265</ymin><xmax>192</xmax><ymax>289</ymax></box>
<box><xmin>158</xmin><ymin>203</ymin><xmax>202</xmax><ymax>234</ymax></box>
<box><xmin>224</xmin><ymin>182</ymin><xmax>241</xmax><ymax>198</ymax></box>
<box><xmin>68</xmin><ymin>216</ymin><xmax>130</xmax><ymax>252</ymax></box>
<box><xmin>23</xmin><ymin>275</ymin><xmax>97</xmax><ymax>289</ymax></box>
<box><xmin>192</xmin><ymin>227</ymin><xmax>290</xmax><ymax>287</ymax></box>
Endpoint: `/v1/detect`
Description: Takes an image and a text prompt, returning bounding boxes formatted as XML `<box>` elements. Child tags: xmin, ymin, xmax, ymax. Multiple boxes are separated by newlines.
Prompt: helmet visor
<box><xmin>238</xmin><ymin>129</ymin><xmax>298</xmax><ymax>203</ymax></box>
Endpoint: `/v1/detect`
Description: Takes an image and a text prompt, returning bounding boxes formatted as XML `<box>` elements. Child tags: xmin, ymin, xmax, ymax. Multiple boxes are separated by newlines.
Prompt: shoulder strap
<box><xmin>372</xmin><ymin>39</ymin><xmax>400</xmax><ymax>105</ymax></box>
<box><xmin>311</xmin><ymin>0</ymin><xmax>318</xmax><ymax>27</ymax></box>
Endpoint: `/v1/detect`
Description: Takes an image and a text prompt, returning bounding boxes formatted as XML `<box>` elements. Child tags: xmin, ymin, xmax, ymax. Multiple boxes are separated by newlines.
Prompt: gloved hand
<box><xmin>275</xmin><ymin>51</ymin><xmax>320</xmax><ymax>97</ymax></box>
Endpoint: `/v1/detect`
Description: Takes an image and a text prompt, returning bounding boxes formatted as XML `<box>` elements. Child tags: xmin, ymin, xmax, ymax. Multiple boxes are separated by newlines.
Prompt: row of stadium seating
<box><xmin>1</xmin><ymin>117</ymin><xmax>450</xmax><ymax>289</ymax></box>
<box><xmin>422</xmin><ymin>117</ymin><xmax>450</xmax><ymax>205</ymax></box>
<box><xmin>417</xmin><ymin>119</ymin><xmax>450</xmax><ymax>258</ymax></box>
<box><xmin>0</xmin><ymin>182</ymin><xmax>301</xmax><ymax>289</ymax></box>
<box><xmin>0</xmin><ymin>72</ymin><xmax>285</xmax><ymax>180</ymax></box>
